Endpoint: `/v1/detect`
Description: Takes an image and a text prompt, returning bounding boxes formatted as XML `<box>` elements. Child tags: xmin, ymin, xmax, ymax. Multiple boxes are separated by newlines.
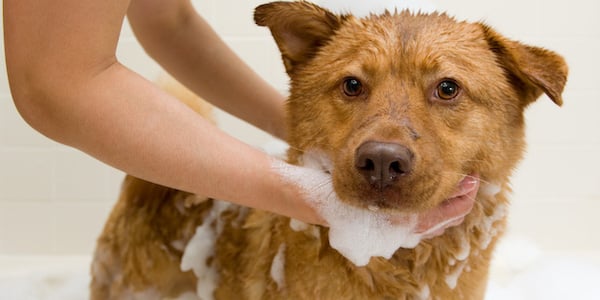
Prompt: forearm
<box><xmin>12</xmin><ymin>59</ymin><xmax>299</xmax><ymax>217</ymax></box>
<box><xmin>4</xmin><ymin>0</ymin><xmax>318</xmax><ymax>222</ymax></box>
<box><xmin>128</xmin><ymin>0</ymin><xmax>287</xmax><ymax>139</ymax></box>
<box><xmin>61</xmin><ymin>63</ymin><xmax>278</xmax><ymax>207</ymax></box>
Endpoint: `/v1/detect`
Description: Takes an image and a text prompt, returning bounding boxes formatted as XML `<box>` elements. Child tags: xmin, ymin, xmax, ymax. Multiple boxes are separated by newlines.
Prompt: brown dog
<box><xmin>90</xmin><ymin>2</ymin><xmax>567</xmax><ymax>299</ymax></box>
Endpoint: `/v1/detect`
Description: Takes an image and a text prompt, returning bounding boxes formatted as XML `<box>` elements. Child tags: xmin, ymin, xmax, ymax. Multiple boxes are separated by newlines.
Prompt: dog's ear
<box><xmin>254</xmin><ymin>1</ymin><xmax>345</xmax><ymax>75</ymax></box>
<box><xmin>480</xmin><ymin>24</ymin><xmax>568</xmax><ymax>107</ymax></box>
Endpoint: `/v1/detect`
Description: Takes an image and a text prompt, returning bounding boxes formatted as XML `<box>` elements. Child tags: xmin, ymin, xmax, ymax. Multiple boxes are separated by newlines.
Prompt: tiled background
<box><xmin>0</xmin><ymin>0</ymin><xmax>598</xmax><ymax>256</ymax></box>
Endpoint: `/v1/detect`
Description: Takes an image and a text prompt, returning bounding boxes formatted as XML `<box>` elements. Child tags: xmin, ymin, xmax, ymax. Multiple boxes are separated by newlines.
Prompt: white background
<box><xmin>0</xmin><ymin>0</ymin><xmax>598</xmax><ymax>263</ymax></box>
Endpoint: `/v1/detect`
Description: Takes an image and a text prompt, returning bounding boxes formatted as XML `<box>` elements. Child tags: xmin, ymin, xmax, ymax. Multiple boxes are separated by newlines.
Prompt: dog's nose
<box><xmin>355</xmin><ymin>141</ymin><xmax>414</xmax><ymax>189</ymax></box>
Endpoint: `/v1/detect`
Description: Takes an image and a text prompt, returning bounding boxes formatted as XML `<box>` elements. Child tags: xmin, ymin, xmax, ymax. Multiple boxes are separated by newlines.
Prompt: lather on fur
<box><xmin>91</xmin><ymin>2</ymin><xmax>567</xmax><ymax>299</ymax></box>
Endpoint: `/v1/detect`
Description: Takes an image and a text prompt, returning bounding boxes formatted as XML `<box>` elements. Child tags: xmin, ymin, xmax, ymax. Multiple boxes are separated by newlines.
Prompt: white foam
<box><xmin>326</xmin><ymin>205</ymin><xmax>421</xmax><ymax>266</ymax></box>
<box><xmin>270</xmin><ymin>244</ymin><xmax>287</xmax><ymax>290</ymax></box>
<box><xmin>170</xmin><ymin>239</ymin><xmax>186</xmax><ymax>252</ymax></box>
<box><xmin>455</xmin><ymin>233</ymin><xmax>471</xmax><ymax>261</ymax></box>
<box><xmin>289</xmin><ymin>219</ymin><xmax>309</xmax><ymax>232</ymax></box>
<box><xmin>445</xmin><ymin>261</ymin><xmax>467</xmax><ymax>290</ymax></box>
<box><xmin>481</xmin><ymin>183</ymin><xmax>502</xmax><ymax>197</ymax></box>
<box><xmin>417</xmin><ymin>284</ymin><xmax>431</xmax><ymax>300</ymax></box>
<box><xmin>180</xmin><ymin>200</ymin><xmax>231</xmax><ymax>300</ymax></box>
<box><xmin>273</xmin><ymin>151</ymin><xmax>428</xmax><ymax>267</ymax></box>
<box><xmin>478</xmin><ymin>203</ymin><xmax>508</xmax><ymax>250</ymax></box>
<box><xmin>315</xmin><ymin>0</ymin><xmax>437</xmax><ymax>18</ymax></box>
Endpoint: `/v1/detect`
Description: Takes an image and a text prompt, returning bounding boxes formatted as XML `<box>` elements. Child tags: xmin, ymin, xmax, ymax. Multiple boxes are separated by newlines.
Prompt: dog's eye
<box><xmin>436</xmin><ymin>80</ymin><xmax>460</xmax><ymax>100</ymax></box>
<box><xmin>342</xmin><ymin>77</ymin><xmax>363</xmax><ymax>97</ymax></box>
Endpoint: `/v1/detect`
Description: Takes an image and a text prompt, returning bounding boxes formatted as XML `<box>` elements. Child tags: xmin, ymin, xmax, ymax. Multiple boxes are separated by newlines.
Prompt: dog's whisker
<box><xmin>439</xmin><ymin>171</ymin><xmax>493</xmax><ymax>186</ymax></box>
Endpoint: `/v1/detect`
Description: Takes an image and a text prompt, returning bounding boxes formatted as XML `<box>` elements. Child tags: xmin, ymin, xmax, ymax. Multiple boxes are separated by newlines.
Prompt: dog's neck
<box><xmin>285</xmin><ymin>148</ymin><xmax>509</xmax><ymax>295</ymax></box>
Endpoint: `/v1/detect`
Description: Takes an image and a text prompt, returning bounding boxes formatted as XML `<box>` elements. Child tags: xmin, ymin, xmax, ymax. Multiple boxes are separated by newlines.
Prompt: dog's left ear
<box><xmin>254</xmin><ymin>1</ymin><xmax>345</xmax><ymax>75</ymax></box>
<box><xmin>480</xmin><ymin>24</ymin><xmax>568</xmax><ymax>107</ymax></box>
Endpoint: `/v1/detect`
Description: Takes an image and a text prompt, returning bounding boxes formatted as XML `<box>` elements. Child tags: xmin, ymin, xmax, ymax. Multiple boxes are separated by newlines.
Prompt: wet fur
<box><xmin>91</xmin><ymin>2</ymin><xmax>567</xmax><ymax>299</ymax></box>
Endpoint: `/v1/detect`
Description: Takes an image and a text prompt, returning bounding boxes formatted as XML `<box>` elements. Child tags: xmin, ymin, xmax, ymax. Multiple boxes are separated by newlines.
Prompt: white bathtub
<box><xmin>1</xmin><ymin>235</ymin><xmax>599</xmax><ymax>300</ymax></box>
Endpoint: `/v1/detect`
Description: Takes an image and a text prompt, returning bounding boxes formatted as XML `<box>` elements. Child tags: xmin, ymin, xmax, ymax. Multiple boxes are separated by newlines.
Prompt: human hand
<box><xmin>272</xmin><ymin>159</ymin><xmax>479</xmax><ymax>266</ymax></box>
<box><xmin>413</xmin><ymin>175</ymin><xmax>479</xmax><ymax>238</ymax></box>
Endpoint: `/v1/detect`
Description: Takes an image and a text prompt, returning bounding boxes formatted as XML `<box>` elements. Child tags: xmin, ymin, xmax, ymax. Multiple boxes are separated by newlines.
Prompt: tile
<box><xmin>120</xmin><ymin>17</ymin><xmax>135</xmax><ymax>40</ymax></box>
<box><xmin>0</xmin><ymin>96</ymin><xmax>61</xmax><ymax>148</ymax></box>
<box><xmin>211</xmin><ymin>0</ymin><xmax>276</xmax><ymax>37</ymax></box>
<box><xmin>215</xmin><ymin>109</ymin><xmax>279</xmax><ymax>148</ymax></box>
<box><xmin>0</xmin><ymin>67</ymin><xmax>8</xmax><ymax>98</ymax></box>
<box><xmin>538</xmin><ymin>0</ymin><xmax>600</xmax><ymax>39</ymax></box>
<box><xmin>116</xmin><ymin>39</ymin><xmax>162</xmax><ymax>81</ymax></box>
<box><xmin>191</xmin><ymin>0</ymin><xmax>216</xmax><ymax>24</ymax></box>
<box><xmin>507</xmin><ymin>196</ymin><xmax>600</xmax><ymax>252</ymax></box>
<box><xmin>53</xmin><ymin>202</ymin><xmax>114</xmax><ymax>254</ymax></box>
<box><xmin>221</xmin><ymin>38</ymin><xmax>289</xmax><ymax>92</ymax></box>
<box><xmin>1</xmin><ymin>9</ymin><xmax>5</xmax><ymax>95</ymax></box>
<box><xmin>542</xmin><ymin>37</ymin><xmax>600</xmax><ymax>91</ymax></box>
<box><xmin>524</xmin><ymin>90</ymin><xmax>600</xmax><ymax>145</ymax></box>
<box><xmin>0</xmin><ymin>203</ymin><xmax>57</xmax><ymax>255</ymax></box>
<box><xmin>511</xmin><ymin>144</ymin><xmax>600</xmax><ymax>199</ymax></box>
<box><xmin>107</xmin><ymin>168</ymin><xmax>127</xmax><ymax>200</ymax></box>
<box><xmin>0</xmin><ymin>201</ymin><xmax>115</xmax><ymax>255</ymax></box>
<box><xmin>0</xmin><ymin>149</ymin><xmax>55</xmax><ymax>202</ymax></box>
<box><xmin>523</xmin><ymin>36</ymin><xmax>600</xmax><ymax>94</ymax></box>
<box><xmin>430</xmin><ymin>0</ymin><xmax>543</xmax><ymax>39</ymax></box>
<box><xmin>53</xmin><ymin>149</ymin><xmax>115</xmax><ymax>203</ymax></box>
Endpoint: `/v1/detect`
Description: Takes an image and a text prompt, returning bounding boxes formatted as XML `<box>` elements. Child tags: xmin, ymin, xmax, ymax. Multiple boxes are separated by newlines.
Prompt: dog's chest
<box><xmin>181</xmin><ymin>187</ymin><xmax>507</xmax><ymax>300</ymax></box>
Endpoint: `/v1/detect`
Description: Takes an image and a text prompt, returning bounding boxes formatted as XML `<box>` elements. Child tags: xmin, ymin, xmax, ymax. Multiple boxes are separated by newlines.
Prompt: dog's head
<box><xmin>256</xmin><ymin>2</ymin><xmax>567</xmax><ymax>213</ymax></box>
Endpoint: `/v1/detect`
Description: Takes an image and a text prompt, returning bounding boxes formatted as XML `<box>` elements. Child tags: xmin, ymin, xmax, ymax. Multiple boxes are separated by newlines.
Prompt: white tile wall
<box><xmin>1</xmin><ymin>0</ymin><xmax>598</xmax><ymax>255</ymax></box>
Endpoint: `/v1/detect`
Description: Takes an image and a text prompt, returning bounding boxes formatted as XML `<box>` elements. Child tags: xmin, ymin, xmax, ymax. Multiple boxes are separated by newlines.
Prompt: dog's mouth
<box><xmin>299</xmin><ymin>149</ymin><xmax>479</xmax><ymax>234</ymax></box>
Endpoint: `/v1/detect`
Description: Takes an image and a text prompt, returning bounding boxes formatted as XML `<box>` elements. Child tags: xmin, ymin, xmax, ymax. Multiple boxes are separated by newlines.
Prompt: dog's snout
<box><xmin>355</xmin><ymin>141</ymin><xmax>414</xmax><ymax>189</ymax></box>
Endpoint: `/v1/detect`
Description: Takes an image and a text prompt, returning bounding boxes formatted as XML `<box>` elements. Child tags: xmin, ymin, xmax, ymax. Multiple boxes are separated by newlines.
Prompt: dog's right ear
<box><xmin>254</xmin><ymin>1</ymin><xmax>344</xmax><ymax>75</ymax></box>
<box><xmin>480</xmin><ymin>24</ymin><xmax>568</xmax><ymax>107</ymax></box>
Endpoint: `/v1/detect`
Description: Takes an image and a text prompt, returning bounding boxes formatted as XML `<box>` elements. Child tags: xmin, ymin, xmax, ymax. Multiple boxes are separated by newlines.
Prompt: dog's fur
<box><xmin>91</xmin><ymin>2</ymin><xmax>567</xmax><ymax>299</ymax></box>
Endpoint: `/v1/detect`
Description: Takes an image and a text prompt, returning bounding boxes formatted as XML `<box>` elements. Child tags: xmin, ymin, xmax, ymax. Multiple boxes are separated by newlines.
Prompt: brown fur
<box><xmin>91</xmin><ymin>2</ymin><xmax>568</xmax><ymax>299</ymax></box>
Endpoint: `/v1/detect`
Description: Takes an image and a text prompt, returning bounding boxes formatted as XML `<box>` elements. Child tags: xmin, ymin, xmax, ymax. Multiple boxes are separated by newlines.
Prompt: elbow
<box><xmin>6</xmin><ymin>62</ymin><xmax>67</xmax><ymax>142</ymax></box>
<box><xmin>8</xmin><ymin>68</ymin><xmax>46</xmax><ymax>129</ymax></box>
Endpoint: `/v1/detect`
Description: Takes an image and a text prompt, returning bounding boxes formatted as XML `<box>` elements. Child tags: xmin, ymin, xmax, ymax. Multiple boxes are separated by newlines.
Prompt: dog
<box><xmin>90</xmin><ymin>1</ymin><xmax>567</xmax><ymax>299</ymax></box>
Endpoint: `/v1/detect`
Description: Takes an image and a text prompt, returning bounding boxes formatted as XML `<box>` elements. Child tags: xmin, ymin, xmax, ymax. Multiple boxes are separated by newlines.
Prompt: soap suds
<box><xmin>170</xmin><ymin>239</ymin><xmax>186</xmax><ymax>252</ymax></box>
<box><xmin>180</xmin><ymin>200</ymin><xmax>231</xmax><ymax>300</ymax></box>
<box><xmin>289</xmin><ymin>219</ymin><xmax>309</xmax><ymax>232</ymax></box>
<box><xmin>455</xmin><ymin>233</ymin><xmax>471</xmax><ymax>261</ymax></box>
<box><xmin>478</xmin><ymin>201</ymin><xmax>508</xmax><ymax>250</ymax></box>
<box><xmin>326</xmin><ymin>206</ymin><xmax>421</xmax><ymax>266</ymax></box>
<box><xmin>448</xmin><ymin>257</ymin><xmax>456</xmax><ymax>266</ymax></box>
<box><xmin>445</xmin><ymin>261</ymin><xmax>467</xmax><ymax>289</ymax></box>
<box><xmin>273</xmin><ymin>150</ymin><xmax>429</xmax><ymax>266</ymax></box>
<box><xmin>480</xmin><ymin>183</ymin><xmax>502</xmax><ymax>197</ymax></box>
<box><xmin>417</xmin><ymin>284</ymin><xmax>431</xmax><ymax>300</ymax></box>
<box><xmin>270</xmin><ymin>244</ymin><xmax>286</xmax><ymax>290</ymax></box>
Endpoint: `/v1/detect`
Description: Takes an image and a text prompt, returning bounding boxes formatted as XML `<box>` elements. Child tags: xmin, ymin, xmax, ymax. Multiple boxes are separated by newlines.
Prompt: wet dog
<box><xmin>91</xmin><ymin>2</ymin><xmax>567</xmax><ymax>299</ymax></box>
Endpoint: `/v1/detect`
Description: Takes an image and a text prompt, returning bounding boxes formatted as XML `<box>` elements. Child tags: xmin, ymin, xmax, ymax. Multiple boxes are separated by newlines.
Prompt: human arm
<box><xmin>3</xmin><ymin>0</ymin><xmax>469</xmax><ymax>231</ymax></box>
<box><xmin>127</xmin><ymin>0</ymin><xmax>287</xmax><ymax>140</ymax></box>
<box><xmin>3</xmin><ymin>0</ymin><xmax>317</xmax><ymax>223</ymax></box>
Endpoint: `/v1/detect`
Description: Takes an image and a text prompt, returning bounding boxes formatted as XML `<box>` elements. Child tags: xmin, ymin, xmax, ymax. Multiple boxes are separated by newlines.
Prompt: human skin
<box><xmin>4</xmin><ymin>0</ymin><xmax>471</xmax><ymax>230</ymax></box>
